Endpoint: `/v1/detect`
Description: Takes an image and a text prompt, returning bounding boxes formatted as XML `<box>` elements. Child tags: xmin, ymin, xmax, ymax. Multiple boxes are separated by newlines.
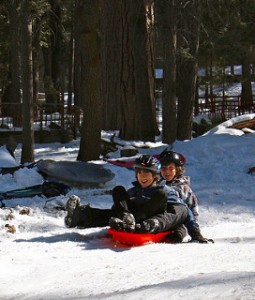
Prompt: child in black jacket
<box><xmin>65</xmin><ymin>155</ymin><xmax>213</xmax><ymax>243</ymax></box>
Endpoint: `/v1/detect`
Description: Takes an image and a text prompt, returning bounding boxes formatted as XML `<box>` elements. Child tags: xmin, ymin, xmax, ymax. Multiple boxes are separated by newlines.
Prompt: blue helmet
<box><xmin>134</xmin><ymin>155</ymin><xmax>161</xmax><ymax>174</ymax></box>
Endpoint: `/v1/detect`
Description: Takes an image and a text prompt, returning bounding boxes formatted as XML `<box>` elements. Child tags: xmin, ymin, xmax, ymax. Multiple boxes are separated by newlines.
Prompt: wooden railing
<box><xmin>0</xmin><ymin>96</ymin><xmax>254</xmax><ymax>135</ymax></box>
<box><xmin>0</xmin><ymin>102</ymin><xmax>83</xmax><ymax>137</ymax></box>
<box><xmin>196</xmin><ymin>95</ymin><xmax>255</xmax><ymax>121</ymax></box>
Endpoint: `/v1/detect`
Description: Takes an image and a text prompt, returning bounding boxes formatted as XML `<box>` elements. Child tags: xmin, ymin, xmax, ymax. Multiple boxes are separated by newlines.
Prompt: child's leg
<box><xmin>77</xmin><ymin>206</ymin><xmax>113</xmax><ymax>228</ymax></box>
<box><xmin>111</xmin><ymin>185</ymin><xmax>130</xmax><ymax>217</ymax></box>
<box><xmin>136</xmin><ymin>205</ymin><xmax>188</xmax><ymax>233</ymax></box>
<box><xmin>109</xmin><ymin>186</ymin><xmax>135</xmax><ymax>232</ymax></box>
<box><xmin>157</xmin><ymin>205</ymin><xmax>189</xmax><ymax>231</ymax></box>
<box><xmin>65</xmin><ymin>195</ymin><xmax>114</xmax><ymax>228</ymax></box>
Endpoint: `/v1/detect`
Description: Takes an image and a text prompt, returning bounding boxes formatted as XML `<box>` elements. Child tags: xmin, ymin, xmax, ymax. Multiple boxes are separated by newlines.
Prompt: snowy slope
<box><xmin>0</xmin><ymin>114</ymin><xmax>255</xmax><ymax>299</ymax></box>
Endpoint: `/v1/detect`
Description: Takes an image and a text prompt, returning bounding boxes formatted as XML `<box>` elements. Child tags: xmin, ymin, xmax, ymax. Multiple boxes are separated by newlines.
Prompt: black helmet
<box><xmin>134</xmin><ymin>155</ymin><xmax>161</xmax><ymax>174</ymax></box>
<box><xmin>159</xmin><ymin>150</ymin><xmax>184</xmax><ymax>166</ymax></box>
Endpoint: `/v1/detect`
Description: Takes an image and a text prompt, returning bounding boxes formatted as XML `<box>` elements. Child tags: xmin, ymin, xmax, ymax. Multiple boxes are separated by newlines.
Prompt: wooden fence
<box><xmin>0</xmin><ymin>103</ymin><xmax>83</xmax><ymax>144</ymax></box>
<box><xmin>196</xmin><ymin>95</ymin><xmax>255</xmax><ymax>120</ymax></box>
<box><xmin>0</xmin><ymin>95</ymin><xmax>254</xmax><ymax>143</ymax></box>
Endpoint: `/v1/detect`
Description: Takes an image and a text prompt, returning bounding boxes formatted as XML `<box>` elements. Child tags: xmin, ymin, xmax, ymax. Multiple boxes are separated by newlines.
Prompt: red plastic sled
<box><xmin>108</xmin><ymin>228</ymin><xmax>174</xmax><ymax>246</ymax></box>
<box><xmin>107</xmin><ymin>153</ymin><xmax>186</xmax><ymax>170</ymax></box>
<box><xmin>107</xmin><ymin>159</ymin><xmax>135</xmax><ymax>169</ymax></box>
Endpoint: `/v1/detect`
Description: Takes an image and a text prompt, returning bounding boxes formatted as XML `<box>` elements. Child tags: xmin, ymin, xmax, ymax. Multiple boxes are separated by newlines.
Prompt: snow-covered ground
<box><xmin>1</xmin><ymin>114</ymin><xmax>255</xmax><ymax>300</ymax></box>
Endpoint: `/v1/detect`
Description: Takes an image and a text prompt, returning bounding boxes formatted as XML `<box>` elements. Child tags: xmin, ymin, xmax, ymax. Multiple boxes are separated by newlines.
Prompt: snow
<box><xmin>1</xmin><ymin>114</ymin><xmax>255</xmax><ymax>300</ymax></box>
<box><xmin>0</xmin><ymin>145</ymin><xmax>19</xmax><ymax>168</ymax></box>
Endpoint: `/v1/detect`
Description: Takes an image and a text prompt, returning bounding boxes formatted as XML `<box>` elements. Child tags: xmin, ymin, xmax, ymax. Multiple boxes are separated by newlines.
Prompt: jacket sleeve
<box><xmin>164</xmin><ymin>185</ymin><xmax>183</xmax><ymax>204</ymax></box>
<box><xmin>184</xmin><ymin>207</ymin><xmax>201</xmax><ymax>235</ymax></box>
<box><xmin>178</xmin><ymin>180</ymin><xmax>199</xmax><ymax>222</ymax></box>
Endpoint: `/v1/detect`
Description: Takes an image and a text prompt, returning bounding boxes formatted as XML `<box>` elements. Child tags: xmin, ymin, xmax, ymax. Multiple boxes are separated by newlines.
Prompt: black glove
<box><xmin>190</xmin><ymin>237</ymin><xmax>214</xmax><ymax>243</ymax></box>
<box><xmin>189</xmin><ymin>229</ymin><xmax>214</xmax><ymax>244</ymax></box>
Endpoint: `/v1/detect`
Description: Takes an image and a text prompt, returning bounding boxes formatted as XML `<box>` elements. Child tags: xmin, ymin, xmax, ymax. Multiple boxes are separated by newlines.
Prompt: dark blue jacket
<box><xmin>127</xmin><ymin>180</ymin><xmax>182</xmax><ymax>205</ymax></box>
<box><xmin>128</xmin><ymin>180</ymin><xmax>199</xmax><ymax>233</ymax></box>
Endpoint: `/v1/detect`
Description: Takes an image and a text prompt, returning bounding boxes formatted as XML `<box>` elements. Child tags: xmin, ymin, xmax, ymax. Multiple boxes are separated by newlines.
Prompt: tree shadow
<box><xmin>83</xmin><ymin>271</ymin><xmax>255</xmax><ymax>299</ymax></box>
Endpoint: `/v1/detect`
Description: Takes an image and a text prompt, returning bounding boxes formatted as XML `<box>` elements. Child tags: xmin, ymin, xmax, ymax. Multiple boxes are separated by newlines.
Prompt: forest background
<box><xmin>0</xmin><ymin>0</ymin><xmax>255</xmax><ymax>164</ymax></box>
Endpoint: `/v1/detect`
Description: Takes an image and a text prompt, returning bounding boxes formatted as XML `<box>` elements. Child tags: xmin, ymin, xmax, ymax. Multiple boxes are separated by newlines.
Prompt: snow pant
<box><xmin>74</xmin><ymin>206</ymin><xmax>113</xmax><ymax>228</ymax></box>
<box><xmin>153</xmin><ymin>203</ymin><xmax>189</xmax><ymax>232</ymax></box>
<box><xmin>74</xmin><ymin>203</ymin><xmax>188</xmax><ymax>232</ymax></box>
<box><xmin>111</xmin><ymin>186</ymin><xmax>168</xmax><ymax>223</ymax></box>
<box><xmin>74</xmin><ymin>185</ymin><xmax>171</xmax><ymax>229</ymax></box>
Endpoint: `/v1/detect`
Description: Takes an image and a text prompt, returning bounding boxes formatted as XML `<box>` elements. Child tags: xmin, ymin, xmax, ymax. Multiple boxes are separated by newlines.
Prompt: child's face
<box><xmin>136</xmin><ymin>169</ymin><xmax>157</xmax><ymax>188</ymax></box>
<box><xmin>160</xmin><ymin>162</ymin><xmax>176</xmax><ymax>182</ymax></box>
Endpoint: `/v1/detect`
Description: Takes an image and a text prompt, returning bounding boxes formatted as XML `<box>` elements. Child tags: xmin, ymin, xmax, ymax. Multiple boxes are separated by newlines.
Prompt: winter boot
<box><xmin>122</xmin><ymin>212</ymin><xmax>136</xmax><ymax>232</ymax></box>
<box><xmin>109</xmin><ymin>217</ymin><xmax>124</xmax><ymax>231</ymax></box>
<box><xmin>135</xmin><ymin>218</ymin><xmax>160</xmax><ymax>234</ymax></box>
<box><xmin>64</xmin><ymin>195</ymin><xmax>80</xmax><ymax>228</ymax></box>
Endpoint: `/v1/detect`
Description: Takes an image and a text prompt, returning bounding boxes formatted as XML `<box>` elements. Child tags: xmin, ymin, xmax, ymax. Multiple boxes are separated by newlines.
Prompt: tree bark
<box><xmin>2</xmin><ymin>0</ymin><xmax>21</xmax><ymax>126</ymax></box>
<box><xmin>42</xmin><ymin>0</ymin><xmax>65</xmax><ymax>113</ymax></box>
<box><xmin>101</xmin><ymin>0</ymin><xmax>122</xmax><ymax>130</ymax></box>
<box><xmin>240</xmin><ymin>55</ymin><xmax>253</xmax><ymax>111</ymax></box>
<box><xmin>161</xmin><ymin>0</ymin><xmax>177</xmax><ymax>144</ymax></box>
<box><xmin>119</xmin><ymin>0</ymin><xmax>158</xmax><ymax>141</ymax></box>
<box><xmin>177</xmin><ymin>0</ymin><xmax>201</xmax><ymax>140</ymax></box>
<box><xmin>76</xmin><ymin>0</ymin><xmax>102</xmax><ymax>161</ymax></box>
<box><xmin>20</xmin><ymin>0</ymin><xmax>34</xmax><ymax>164</ymax></box>
<box><xmin>32</xmin><ymin>17</ymin><xmax>41</xmax><ymax>119</ymax></box>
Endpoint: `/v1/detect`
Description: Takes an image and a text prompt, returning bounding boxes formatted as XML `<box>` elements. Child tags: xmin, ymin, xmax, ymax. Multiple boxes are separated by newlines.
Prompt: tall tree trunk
<box><xmin>161</xmin><ymin>0</ymin><xmax>177</xmax><ymax>144</ymax></box>
<box><xmin>50</xmin><ymin>0</ymin><xmax>65</xmax><ymax>105</ymax></box>
<box><xmin>76</xmin><ymin>0</ymin><xmax>102</xmax><ymax>161</ymax></box>
<box><xmin>42</xmin><ymin>0</ymin><xmax>65</xmax><ymax>113</ymax></box>
<box><xmin>177</xmin><ymin>59</ymin><xmax>198</xmax><ymax>140</ymax></box>
<box><xmin>20</xmin><ymin>0</ymin><xmax>34</xmax><ymax>163</ymax></box>
<box><xmin>118</xmin><ymin>0</ymin><xmax>137</xmax><ymax>140</ymax></box>
<box><xmin>101</xmin><ymin>0</ymin><xmax>122</xmax><ymax>130</ymax></box>
<box><xmin>42</xmin><ymin>38</ymin><xmax>58</xmax><ymax>111</ymax></box>
<box><xmin>240</xmin><ymin>55</ymin><xmax>253</xmax><ymax>111</ymax></box>
<box><xmin>32</xmin><ymin>17</ymin><xmax>41</xmax><ymax>119</ymax></box>
<box><xmin>2</xmin><ymin>0</ymin><xmax>21</xmax><ymax>126</ymax></box>
<box><xmin>134</xmin><ymin>0</ymin><xmax>159</xmax><ymax>140</ymax></box>
<box><xmin>119</xmin><ymin>0</ymin><xmax>158</xmax><ymax>141</ymax></box>
<box><xmin>239</xmin><ymin>0</ymin><xmax>253</xmax><ymax>112</ymax></box>
<box><xmin>177</xmin><ymin>0</ymin><xmax>201</xmax><ymax>140</ymax></box>
<box><xmin>73</xmin><ymin>1</ymin><xmax>81</xmax><ymax>108</ymax></box>
<box><xmin>67</xmin><ymin>1</ymin><xmax>75</xmax><ymax>113</ymax></box>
